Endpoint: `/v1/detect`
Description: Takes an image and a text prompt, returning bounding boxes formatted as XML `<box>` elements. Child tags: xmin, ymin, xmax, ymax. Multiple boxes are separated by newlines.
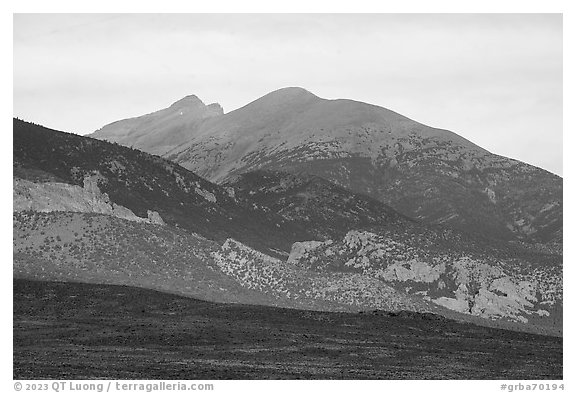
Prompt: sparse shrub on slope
<box><xmin>13</xmin><ymin>211</ymin><xmax>278</xmax><ymax>305</ymax></box>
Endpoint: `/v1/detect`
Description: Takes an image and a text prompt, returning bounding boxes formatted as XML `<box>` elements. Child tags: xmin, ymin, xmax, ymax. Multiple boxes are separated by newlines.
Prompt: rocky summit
<box><xmin>91</xmin><ymin>87</ymin><xmax>562</xmax><ymax>244</ymax></box>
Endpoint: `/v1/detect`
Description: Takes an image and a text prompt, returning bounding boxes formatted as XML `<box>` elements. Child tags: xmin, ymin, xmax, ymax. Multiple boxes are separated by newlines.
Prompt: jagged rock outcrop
<box><xmin>287</xmin><ymin>230</ymin><xmax>562</xmax><ymax>327</ymax></box>
<box><xmin>212</xmin><ymin>238</ymin><xmax>429</xmax><ymax>312</ymax></box>
<box><xmin>146</xmin><ymin>210</ymin><xmax>165</xmax><ymax>225</ymax></box>
<box><xmin>13</xmin><ymin>175</ymin><xmax>164</xmax><ymax>225</ymax></box>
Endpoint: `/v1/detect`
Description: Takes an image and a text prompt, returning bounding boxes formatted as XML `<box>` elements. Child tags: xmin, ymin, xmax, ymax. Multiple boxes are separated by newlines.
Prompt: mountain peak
<box><xmin>274</xmin><ymin>86</ymin><xmax>315</xmax><ymax>94</ymax></box>
<box><xmin>242</xmin><ymin>87</ymin><xmax>319</xmax><ymax>111</ymax></box>
<box><xmin>169</xmin><ymin>95</ymin><xmax>206</xmax><ymax>109</ymax></box>
<box><xmin>207</xmin><ymin>103</ymin><xmax>224</xmax><ymax>115</ymax></box>
<box><xmin>266</xmin><ymin>86</ymin><xmax>318</xmax><ymax>99</ymax></box>
<box><xmin>169</xmin><ymin>95</ymin><xmax>224</xmax><ymax>117</ymax></box>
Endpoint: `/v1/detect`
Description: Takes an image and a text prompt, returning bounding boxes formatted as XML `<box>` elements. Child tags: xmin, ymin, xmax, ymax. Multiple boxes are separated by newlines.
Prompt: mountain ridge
<box><xmin>90</xmin><ymin>88</ymin><xmax>562</xmax><ymax>244</ymax></box>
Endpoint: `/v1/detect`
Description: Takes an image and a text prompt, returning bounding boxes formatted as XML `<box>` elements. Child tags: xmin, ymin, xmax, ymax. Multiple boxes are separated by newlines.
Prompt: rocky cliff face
<box><xmin>91</xmin><ymin>88</ymin><xmax>562</xmax><ymax>244</ymax></box>
<box><xmin>286</xmin><ymin>230</ymin><xmax>562</xmax><ymax>330</ymax></box>
<box><xmin>14</xmin><ymin>175</ymin><xmax>165</xmax><ymax>225</ymax></box>
<box><xmin>212</xmin><ymin>238</ymin><xmax>427</xmax><ymax>312</ymax></box>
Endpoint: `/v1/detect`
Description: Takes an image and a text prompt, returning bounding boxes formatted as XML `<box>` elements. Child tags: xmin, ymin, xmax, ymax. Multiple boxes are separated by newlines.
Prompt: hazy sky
<box><xmin>13</xmin><ymin>13</ymin><xmax>563</xmax><ymax>175</ymax></box>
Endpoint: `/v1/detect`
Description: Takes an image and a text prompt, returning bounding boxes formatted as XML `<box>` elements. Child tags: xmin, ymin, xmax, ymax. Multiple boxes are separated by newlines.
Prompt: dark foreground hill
<box><xmin>13</xmin><ymin>279</ymin><xmax>563</xmax><ymax>380</ymax></box>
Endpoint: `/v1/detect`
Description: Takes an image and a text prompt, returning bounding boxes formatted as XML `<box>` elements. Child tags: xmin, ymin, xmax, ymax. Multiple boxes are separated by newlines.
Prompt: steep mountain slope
<box><xmin>226</xmin><ymin>170</ymin><xmax>562</xmax><ymax>259</ymax></box>
<box><xmin>14</xmin><ymin>119</ymin><xmax>312</xmax><ymax>257</ymax></box>
<box><xmin>225</xmin><ymin>170</ymin><xmax>411</xmax><ymax>240</ymax></box>
<box><xmin>91</xmin><ymin>88</ymin><xmax>562</xmax><ymax>243</ymax></box>
<box><xmin>92</xmin><ymin>95</ymin><xmax>223</xmax><ymax>156</ymax></box>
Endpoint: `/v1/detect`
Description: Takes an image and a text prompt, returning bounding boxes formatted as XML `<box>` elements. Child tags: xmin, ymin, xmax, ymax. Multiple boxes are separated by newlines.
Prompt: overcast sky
<box><xmin>13</xmin><ymin>13</ymin><xmax>563</xmax><ymax>175</ymax></box>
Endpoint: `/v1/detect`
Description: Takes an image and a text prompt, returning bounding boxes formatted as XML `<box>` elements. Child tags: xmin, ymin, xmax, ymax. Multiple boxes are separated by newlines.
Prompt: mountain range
<box><xmin>92</xmin><ymin>87</ymin><xmax>563</xmax><ymax>244</ymax></box>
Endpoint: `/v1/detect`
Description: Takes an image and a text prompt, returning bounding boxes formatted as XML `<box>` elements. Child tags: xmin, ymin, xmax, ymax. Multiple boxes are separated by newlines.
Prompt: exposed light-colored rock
<box><xmin>381</xmin><ymin>260</ymin><xmax>446</xmax><ymax>283</ymax></box>
<box><xmin>13</xmin><ymin>176</ymin><xmax>164</xmax><ymax>225</ymax></box>
<box><xmin>433</xmin><ymin>297</ymin><xmax>469</xmax><ymax>314</ymax></box>
<box><xmin>484</xmin><ymin>187</ymin><xmax>497</xmax><ymax>204</ymax></box>
<box><xmin>195</xmin><ymin>187</ymin><xmax>217</xmax><ymax>203</ymax></box>
<box><xmin>287</xmin><ymin>240</ymin><xmax>327</xmax><ymax>265</ymax></box>
<box><xmin>147</xmin><ymin>210</ymin><xmax>165</xmax><ymax>225</ymax></box>
<box><xmin>286</xmin><ymin>229</ymin><xmax>562</xmax><ymax>325</ymax></box>
<box><xmin>213</xmin><ymin>238</ymin><xmax>425</xmax><ymax>312</ymax></box>
<box><xmin>224</xmin><ymin>186</ymin><xmax>236</xmax><ymax>199</ymax></box>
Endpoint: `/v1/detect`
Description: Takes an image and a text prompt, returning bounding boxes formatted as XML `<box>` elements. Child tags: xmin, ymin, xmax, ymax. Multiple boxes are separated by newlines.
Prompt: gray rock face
<box><xmin>286</xmin><ymin>230</ymin><xmax>562</xmax><ymax>328</ymax></box>
<box><xmin>212</xmin><ymin>238</ymin><xmax>429</xmax><ymax>312</ymax></box>
<box><xmin>13</xmin><ymin>175</ymin><xmax>164</xmax><ymax>226</ymax></box>
<box><xmin>91</xmin><ymin>88</ymin><xmax>562</xmax><ymax>243</ymax></box>
<box><xmin>147</xmin><ymin>210</ymin><xmax>165</xmax><ymax>225</ymax></box>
